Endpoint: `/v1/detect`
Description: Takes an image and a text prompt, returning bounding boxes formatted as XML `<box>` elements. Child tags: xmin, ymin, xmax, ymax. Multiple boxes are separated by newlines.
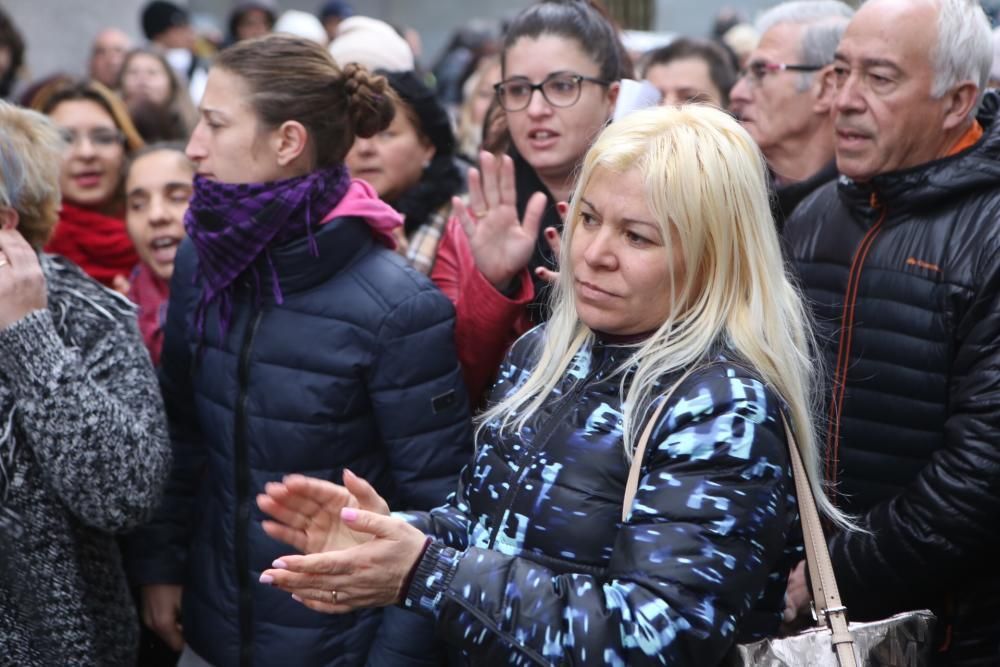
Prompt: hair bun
<box><xmin>341</xmin><ymin>63</ymin><xmax>396</xmax><ymax>139</ymax></box>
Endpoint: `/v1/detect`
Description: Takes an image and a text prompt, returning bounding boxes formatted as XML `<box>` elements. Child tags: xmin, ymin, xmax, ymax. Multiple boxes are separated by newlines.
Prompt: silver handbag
<box><xmin>625</xmin><ymin>399</ymin><xmax>936</xmax><ymax>667</ymax></box>
<box><xmin>728</xmin><ymin>609</ymin><xmax>936</xmax><ymax>666</ymax></box>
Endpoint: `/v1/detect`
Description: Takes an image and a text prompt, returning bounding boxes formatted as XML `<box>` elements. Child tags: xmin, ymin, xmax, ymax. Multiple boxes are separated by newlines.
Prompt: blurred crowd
<box><xmin>1</xmin><ymin>0</ymin><xmax>1000</xmax><ymax>666</ymax></box>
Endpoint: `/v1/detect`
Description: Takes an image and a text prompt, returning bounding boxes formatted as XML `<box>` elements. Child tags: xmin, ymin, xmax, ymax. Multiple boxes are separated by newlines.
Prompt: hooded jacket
<box><xmin>130</xmin><ymin>187</ymin><xmax>473</xmax><ymax>667</ymax></box>
<box><xmin>783</xmin><ymin>92</ymin><xmax>1000</xmax><ymax>665</ymax></box>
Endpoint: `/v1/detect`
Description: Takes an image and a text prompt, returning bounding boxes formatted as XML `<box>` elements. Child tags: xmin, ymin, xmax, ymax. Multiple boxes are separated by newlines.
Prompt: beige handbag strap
<box><xmin>782</xmin><ymin>416</ymin><xmax>857</xmax><ymax>666</ymax></box>
<box><xmin>621</xmin><ymin>392</ymin><xmax>858</xmax><ymax>666</ymax></box>
<box><xmin>621</xmin><ymin>396</ymin><xmax>672</xmax><ymax>523</ymax></box>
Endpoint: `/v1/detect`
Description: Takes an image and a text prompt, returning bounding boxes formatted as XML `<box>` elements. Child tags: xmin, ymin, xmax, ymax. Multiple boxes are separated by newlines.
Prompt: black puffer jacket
<box><xmin>401</xmin><ymin>327</ymin><xmax>802</xmax><ymax>665</ymax></box>
<box><xmin>783</xmin><ymin>94</ymin><xmax>1000</xmax><ymax>665</ymax></box>
<box><xmin>130</xmin><ymin>215</ymin><xmax>472</xmax><ymax>667</ymax></box>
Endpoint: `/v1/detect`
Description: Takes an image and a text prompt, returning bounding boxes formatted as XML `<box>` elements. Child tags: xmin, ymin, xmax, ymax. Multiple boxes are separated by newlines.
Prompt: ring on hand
<box><xmin>331</xmin><ymin>589</ymin><xmax>339</xmax><ymax>604</ymax></box>
<box><xmin>471</xmin><ymin>209</ymin><xmax>488</xmax><ymax>218</ymax></box>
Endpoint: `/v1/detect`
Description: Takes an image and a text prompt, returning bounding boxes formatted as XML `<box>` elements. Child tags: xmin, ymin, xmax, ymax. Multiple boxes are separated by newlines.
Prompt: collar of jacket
<box><xmin>237</xmin><ymin>214</ymin><xmax>374</xmax><ymax>301</ymax></box>
<box><xmin>510</xmin><ymin>145</ymin><xmax>567</xmax><ymax>323</ymax></box>
<box><xmin>773</xmin><ymin>160</ymin><xmax>839</xmax><ymax>230</ymax></box>
<box><xmin>837</xmin><ymin>89</ymin><xmax>1000</xmax><ymax>224</ymax></box>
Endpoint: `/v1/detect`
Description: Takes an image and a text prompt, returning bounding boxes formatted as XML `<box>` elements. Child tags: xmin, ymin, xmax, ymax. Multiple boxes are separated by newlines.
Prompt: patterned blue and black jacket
<box><xmin>401</xmin><ymin>326</ymin><xmax>801</xmax><ymax>665</ymax></box>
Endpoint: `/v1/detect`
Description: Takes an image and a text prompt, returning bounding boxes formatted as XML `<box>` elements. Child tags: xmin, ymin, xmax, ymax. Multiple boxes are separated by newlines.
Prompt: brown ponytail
<box><xmin>214</xmin><ymin>34</ymin><xmax>398</xmax><ymax>168</ymax></box>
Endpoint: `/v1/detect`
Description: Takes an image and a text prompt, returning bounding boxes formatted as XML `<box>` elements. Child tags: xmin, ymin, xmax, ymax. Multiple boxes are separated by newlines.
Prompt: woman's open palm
<box><xmin>257</xmin><ymin>470</ymin><xmax>390</xmax><ymax>555</ymax></box>
<box><xmin>453</xmin><ymin>151</ymin><xmax>548</xmax><ymax>291</ymax></box>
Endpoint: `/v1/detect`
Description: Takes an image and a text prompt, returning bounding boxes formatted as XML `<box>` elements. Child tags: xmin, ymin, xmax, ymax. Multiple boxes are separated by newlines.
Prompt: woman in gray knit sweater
<box><xmin>0</xmin><ymin>102</ymin><xmax>171</xmax><ymax>664</ymax></box>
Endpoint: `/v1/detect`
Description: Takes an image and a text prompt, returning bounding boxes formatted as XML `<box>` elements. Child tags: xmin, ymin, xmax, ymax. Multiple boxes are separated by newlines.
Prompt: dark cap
<box><xmin>318</xmin><ymin>1</ymin><xmax>354</xmax><ymax>21</ymax></box>
<box><xmin>380</xmin><ymin>70</ymin><xmax>455</xmax><ymax>157</ymax></box>
<box><xmin>141</xmin><ymin>1</ymin><xmax>190</xmax><ymax>41</ymax></box>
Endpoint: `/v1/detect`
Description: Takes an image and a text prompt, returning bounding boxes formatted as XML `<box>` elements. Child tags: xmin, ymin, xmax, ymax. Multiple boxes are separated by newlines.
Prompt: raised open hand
<box><xmin>452</xmin><ymin>150</ymin><xmax>548</xmax><ymax>291</ymax></box>
<box><xmin>257</xmin><ymin>469</ymin><xmax>389</xmax><ymax>555</ymax></box>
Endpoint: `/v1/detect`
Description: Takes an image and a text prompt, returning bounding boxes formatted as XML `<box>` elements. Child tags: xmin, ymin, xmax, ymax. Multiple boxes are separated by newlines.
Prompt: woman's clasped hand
<box><xmin>257</xmin><ymin>471</ymin><xmax>427</xmax><ymax>614</ymax></box>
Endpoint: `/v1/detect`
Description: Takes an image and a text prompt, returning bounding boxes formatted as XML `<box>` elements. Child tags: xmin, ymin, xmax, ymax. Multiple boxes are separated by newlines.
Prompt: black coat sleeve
<box><xmin>126</xmin><ymin>241</ymin><xmax>207</xmax><ymax>585</ymax></box>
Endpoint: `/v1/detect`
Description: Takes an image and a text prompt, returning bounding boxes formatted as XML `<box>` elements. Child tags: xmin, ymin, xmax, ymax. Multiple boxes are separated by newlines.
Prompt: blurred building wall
<box><xmin>5</xmin><ymin>0</ymin><xmax>147</xmax><ymax>88</ymax></box>
<box><xmin>5</xmin><ymin>0</ymin><xmax>867</xmax><ymax>91</ymax></box>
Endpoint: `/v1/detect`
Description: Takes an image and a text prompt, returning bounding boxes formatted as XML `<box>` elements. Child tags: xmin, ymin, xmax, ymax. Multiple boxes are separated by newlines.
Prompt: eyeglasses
<box><xmin>494</xmin><ymin>72</ymin><xmax>612</xmax><ymax>112</ymax></box>
<box><xmin>739</xmin><ymin>61</ymin><xmax>824</xmax><ymax>84</ymax></box>
<box><xmin>58</xmin><ymin>128</ymin><xmax>125</xmax><ymax>148</ymax></box>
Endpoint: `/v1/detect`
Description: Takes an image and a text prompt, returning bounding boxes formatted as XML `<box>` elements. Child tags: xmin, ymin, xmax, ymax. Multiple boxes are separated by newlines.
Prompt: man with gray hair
<box><xmin>783</xmin><ymin>1</ymin><xmax>1000</xmax><ymax>663</ymax></box>
<box><xmin>729</xmin><ymin>1</ymin><xmax>853</xmax><ymax>226</ymax></box>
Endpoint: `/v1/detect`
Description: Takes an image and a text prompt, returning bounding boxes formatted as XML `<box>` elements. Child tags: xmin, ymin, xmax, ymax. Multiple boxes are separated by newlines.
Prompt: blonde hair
<box><xmin>456</xmin><ymin>56</ymin><xmax>500</xmax><ymax>158</ymax></box>
<box><xmin>479</xmin><ymin>105</ymin><xmax>852</xmax><ymax>529</ymax></box>
<box><xmin>0</xmin><ymin>101</ymin><xmax>64</xmax><ymax>248</ymax></box>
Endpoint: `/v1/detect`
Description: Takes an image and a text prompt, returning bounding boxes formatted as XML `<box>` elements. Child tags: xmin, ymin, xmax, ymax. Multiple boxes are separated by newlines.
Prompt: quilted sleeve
<box><xmin>367</xmin><ymin>281</ymin><xmax>473</xmax><ymax>511</ymax></box>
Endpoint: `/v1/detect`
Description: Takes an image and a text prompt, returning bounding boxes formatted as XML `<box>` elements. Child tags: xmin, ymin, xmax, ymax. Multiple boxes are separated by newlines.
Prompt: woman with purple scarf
<box><xmin>126</xmin><ymin>34</ymin><xmax>473</xmax><ymax>667</ymax></box>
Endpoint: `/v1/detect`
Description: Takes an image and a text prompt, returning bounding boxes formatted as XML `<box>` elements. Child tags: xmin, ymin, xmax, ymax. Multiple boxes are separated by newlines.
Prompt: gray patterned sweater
<box><xmin>0</xmin><ymin>254</ymin><xmax>171</xmax><ymax>666</ymax></box>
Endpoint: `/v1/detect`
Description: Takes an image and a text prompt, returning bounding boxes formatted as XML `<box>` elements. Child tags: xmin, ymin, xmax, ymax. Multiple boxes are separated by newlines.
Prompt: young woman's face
<box><xmin>125</xmin><ymin>149</ymin><xmax>193</xmax><ymax>282</ymax></box>
<box><xmin>49</xmin><ymin>99</ymin><xmax>127</xmax><ymax>209</ymax></box>
<box><xmin>502</xmin><ymin>35</ymin><xmax>618</xmax><ymax>188</ymax></box>
<box><xmin>345</xmin><ymin>101</ymin><xmax>434</xmax><ymax>203</ymax></box>
<box><xmin>235</xmin><ymin>9</ymin><xmax>273</xmax><ymax>41</ymax></box>
<box><xmin>121</xmin><ymin>53</ymin><xmax>172</xmax><ymax>107</ymax></box>
<box><xmin>569</xmin><ymin>166</ymin><xmax>681</xmax><ymax>336</ymax></box>
<box><xmin>185</xmin><ymin>67</ymin><xmax>288</xmax><ymax>184</ymax></box>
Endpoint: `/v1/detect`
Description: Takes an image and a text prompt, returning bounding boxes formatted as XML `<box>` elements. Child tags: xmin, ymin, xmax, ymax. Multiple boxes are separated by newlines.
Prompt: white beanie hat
<box><xmin>274</xmin><ymin>10</ymin><xmax>328</xmax><ymax>46</ymax></box>
<box><xmin>328</xmin><ymin>16</ymin><xmax>414</xmax><ymax>72</ymax></box>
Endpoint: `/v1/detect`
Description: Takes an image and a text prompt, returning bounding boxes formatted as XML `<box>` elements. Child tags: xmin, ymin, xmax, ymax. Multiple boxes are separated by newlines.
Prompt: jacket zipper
<box><xmin>825</xmin><ymin>196</ymin><xmax>887</xmax><ymax>499</ymax></box>
<box><xmin>236</xmin><ymin>310</ymin><xmax>263</xmax><ymax>667</ymax></box>
<box><xmin>485</xmin><ymin>358</ymin><xmax>607</xmax><ymax>550</ymax></box>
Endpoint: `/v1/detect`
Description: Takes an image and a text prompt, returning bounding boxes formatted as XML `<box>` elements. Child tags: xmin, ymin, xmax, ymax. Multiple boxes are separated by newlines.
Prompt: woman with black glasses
<box><xmin>430</xmin><ymin>0</ymin><xmax>632</xmax><ymax>403</ymax></box>
<box><xmin>30</xmin><ymin>80</ymin><xmax>145</xmax><ymax>290</ymax></box>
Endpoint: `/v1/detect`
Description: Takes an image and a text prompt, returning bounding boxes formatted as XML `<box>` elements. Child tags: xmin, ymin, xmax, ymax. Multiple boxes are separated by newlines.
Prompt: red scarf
<box><xmin>127</xmin><ymin>263</ymin><xmax>170</xmax><ymax>366</ymax></box>
<box><xmin>45</xmin><ymin>203</ymin><xmax>139</xmax><ymax>288</ymax></box>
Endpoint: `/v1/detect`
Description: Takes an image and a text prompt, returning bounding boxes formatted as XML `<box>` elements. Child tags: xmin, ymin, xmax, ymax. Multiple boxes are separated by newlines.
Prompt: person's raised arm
<box><xmin>431</xmin><ymin>152</ymin><xmax>547</xmax><ymax>400</ymax></box>
<box><xmin>0</xmin><ymin>232</ymin><xmax>170</xmax><ymax>533</ymax></box>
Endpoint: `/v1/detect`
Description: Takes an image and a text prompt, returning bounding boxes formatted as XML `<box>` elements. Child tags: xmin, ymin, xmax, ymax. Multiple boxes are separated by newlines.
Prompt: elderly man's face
<box><xmin>89</xmin><ymin>29</ymin><xmax>132</xmax><ymax>89</ymax></box>
<box><xmin>831</xmin><ymin>0</ymin><xmax>954</xmax><ymax>181</ymax></box>
<box><xmin>729</xmin><ymin>23</ymin><xmax>818</xmax><ymax>157</ymax></box>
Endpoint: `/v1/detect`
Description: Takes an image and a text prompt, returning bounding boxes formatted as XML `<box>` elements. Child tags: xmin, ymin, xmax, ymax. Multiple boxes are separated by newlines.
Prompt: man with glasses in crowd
<box><xmin>783</xmin><ymin>0</ymin><xmax>1000</xmax><ymax>663</ymax></box>
<box><xmin>729</xmin><ymin>0</ymin><xmax>854</xmax><ymax>227</ymax></box>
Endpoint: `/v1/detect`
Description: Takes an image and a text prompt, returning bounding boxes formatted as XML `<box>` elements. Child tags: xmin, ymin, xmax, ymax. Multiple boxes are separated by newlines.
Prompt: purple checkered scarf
<box><xmin>184</xmin><ymin>165</ymin><xmax>351</xmax><ymax>339</ymax></box>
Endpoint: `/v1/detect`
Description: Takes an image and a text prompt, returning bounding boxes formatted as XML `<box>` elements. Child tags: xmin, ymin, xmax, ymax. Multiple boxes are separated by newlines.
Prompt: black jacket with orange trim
<box><xmin>783</xmin><ymin>93</ymin><xmax>1000</xmax><ymax>666</ymax></box>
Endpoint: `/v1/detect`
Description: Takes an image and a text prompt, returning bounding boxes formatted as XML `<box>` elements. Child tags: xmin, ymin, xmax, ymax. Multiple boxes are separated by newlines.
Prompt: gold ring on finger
<box><xmin>331</xmin><ymin>589</ymin><xmax>338</xmax><ymax>604</ymax></box>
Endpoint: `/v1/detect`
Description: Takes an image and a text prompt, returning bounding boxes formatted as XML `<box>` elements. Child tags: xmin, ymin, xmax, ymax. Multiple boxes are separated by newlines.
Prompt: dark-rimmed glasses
<box><xmin>494</xmin><ymin>72</ymin><xmax>612</xmax><ymax>112</ymax></box>
<box><xmin>739</xmin><ymin>61</ymin><xmax>824</xmax><ymax>85</ymax></box>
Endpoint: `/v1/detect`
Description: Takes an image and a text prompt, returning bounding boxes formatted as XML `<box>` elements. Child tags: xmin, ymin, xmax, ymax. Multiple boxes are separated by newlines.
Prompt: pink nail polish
<box><xmin>272</xmin><ymin>559</ymin><xmax>288</xmax><ymax>569</ymax></box>
<box><xmin>342</xmin><ymin>507</ymin><xmax>358</xmax><ymax>521</ymax></box>
<box><xmin>292</xmin><ymin>594</ymin><xmax>302</xmax><ymax>602</ymax></box>
<box><xmin>259</xmin><ymin>574</ymin><xmax>274</xmax><ymax>585</ymax></box>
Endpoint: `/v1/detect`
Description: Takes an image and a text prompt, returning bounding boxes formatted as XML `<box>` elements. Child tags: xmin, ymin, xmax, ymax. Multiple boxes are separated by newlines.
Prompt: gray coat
<box><xmin>0</xmin><ymin>254</ymin><xmax>171</xmax><ymax>666</ymax></box>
